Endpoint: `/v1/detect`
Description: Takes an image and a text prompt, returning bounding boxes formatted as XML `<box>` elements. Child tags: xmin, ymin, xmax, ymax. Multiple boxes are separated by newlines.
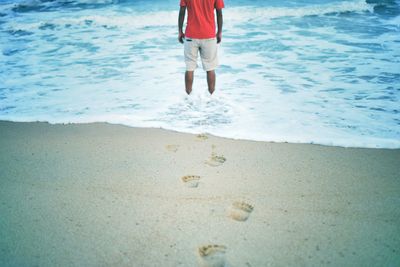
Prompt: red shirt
<box><xmin>180</xmin><ymin>0</ymin><xmax>225</xmax><ymax>39</ymax></box>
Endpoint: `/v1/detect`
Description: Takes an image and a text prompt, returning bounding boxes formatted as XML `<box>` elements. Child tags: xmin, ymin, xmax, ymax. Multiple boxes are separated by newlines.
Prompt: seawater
<box><xmin>0</xmin><ymin>0</ymin><xmax>399</xmax><ymax>148</ymax></box>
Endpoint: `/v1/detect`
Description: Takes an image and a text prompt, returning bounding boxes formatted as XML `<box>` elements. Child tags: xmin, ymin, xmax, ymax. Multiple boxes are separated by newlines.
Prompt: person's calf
<box><xmin>207</xmin><ymin>70</ymin><xmax>216</xmax><ymax>94</ymax></box>
<box><xmin>185</xmin><ymin>71</ymin><xmax>194</xmax><ymax>95</ymax></box>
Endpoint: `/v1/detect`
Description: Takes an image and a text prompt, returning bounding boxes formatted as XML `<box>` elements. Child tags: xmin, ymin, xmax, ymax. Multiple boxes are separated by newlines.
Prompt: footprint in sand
<box><xmin>205</xmin><ymin>153</ymin><xmax>226</xmax><ymax>167</ymax></box>
<box><xmin>228</xmin><ymin>201</ymin><xmax>254</xmax><ymax>221</ymax></box>
<box><xmin>196</xmin><ymin>133</ymin><xmax>208</xmax><ymax>141</ymax></box>
<box><xmin>181</xmin><ymin>175</ymin><xmax>201</xmax><ymax>188</ymax></box>
<box><xmin>205</xmin><ymin>145</ymin><xmax>226</xmax><ymax>167</ymax></box>
<box><xmin>165</xmin><ymin>144</ymin><xmax>179</xmax><ymax>152</ymax></box>
<box><xmin>198</xmin><ymin>245</ymin><xmax>227</xmax><ymax>267</ymax></box>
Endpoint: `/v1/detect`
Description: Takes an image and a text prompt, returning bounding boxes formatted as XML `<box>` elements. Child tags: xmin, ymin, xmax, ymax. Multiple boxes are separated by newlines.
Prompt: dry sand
<box><xmin>0</xmin><ymin>120</ymin><xmax>399</xmax><ymax>266</ymax></box>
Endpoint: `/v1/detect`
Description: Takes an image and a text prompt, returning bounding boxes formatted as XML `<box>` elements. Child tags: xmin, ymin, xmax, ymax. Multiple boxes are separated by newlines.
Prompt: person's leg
<box><xmin>185</xmin><ymin>71</ymin><xmax>194</xmax><ymax>95</ymax></box>
<box><xmin>199</xmin><ymin>38</ymin><xmax>218</xmax><ymax>94</ymax></box>
<box><xmin>206</xmin><ymin>70</ymin><xmax>215</xmax><ymax>94</ymax></box>
<box><xmin>184</xmin><ymin>38</ymin><xmax>199</xmax><ymax>95</ymax></box>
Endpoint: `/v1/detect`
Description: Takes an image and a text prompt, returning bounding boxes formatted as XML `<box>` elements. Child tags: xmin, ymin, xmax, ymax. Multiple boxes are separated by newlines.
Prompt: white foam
<box><xmin>226</xmin><ymin>0</ymin><xmax>374</xmax><ymax>24</ymax></box>
<box><xmin>3</xmin><ymin>0</ymin><xmax>375</xmax><ymax>32</ymax></box>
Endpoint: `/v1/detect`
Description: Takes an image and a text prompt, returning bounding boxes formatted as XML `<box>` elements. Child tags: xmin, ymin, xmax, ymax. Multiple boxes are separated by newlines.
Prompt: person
<box><xmin>178</xmin><ymin>0</ymin><xmax>224</xmax><ymax>95</ymax></box>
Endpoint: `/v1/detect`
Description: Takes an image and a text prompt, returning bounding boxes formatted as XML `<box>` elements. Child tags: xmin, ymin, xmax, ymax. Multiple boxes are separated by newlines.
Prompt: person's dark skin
<box><xmin>178</xmin><ymin>6</ymin><xmax>223</xmax><ymax>95</ymax></box>
<box><xmin>178</xmin><ymin>6</ymin><xmax>186</xmax><ymax>44</ymax></box>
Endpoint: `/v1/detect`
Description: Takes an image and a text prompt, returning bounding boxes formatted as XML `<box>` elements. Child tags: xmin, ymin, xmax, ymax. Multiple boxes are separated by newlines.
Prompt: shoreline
<box><xmin>0</xmin><ymin>119</ymin><xmax>398</xmax><ymax>149</ymax></box>
<box><xmin>0</xmin><ymin>120</ymin><xmax>399</xmax><ymax>266</ymax></box>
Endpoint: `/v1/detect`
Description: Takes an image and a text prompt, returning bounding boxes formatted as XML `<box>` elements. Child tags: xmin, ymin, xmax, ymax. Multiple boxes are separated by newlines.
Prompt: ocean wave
<box><xmin>3</xmin><ymin>12</ymin><xmax>177</xmax><ymax>33</ymax></box>
<box><xmin>5</xmin><ymin>0</ymin><xmax>375</xmax><ymax>15</ymax></box>
<box><xmin>388</xmin><ymin>14</ymin><xmax>400</xmax><ymax>25</ymax></box>
<box><xmin>227</xmin><ymin>0</ymin><xmax>374</xmax><ymax>23</ymax></box>
<box><xmin>3</xmin><ymin>0</ymin><xmax>376</xmax><ymax>32</ymax></box>
<box><xmin>9</xmin><ymin>0</ymin><xmax>118</xmax><ymax>13</ymax></box>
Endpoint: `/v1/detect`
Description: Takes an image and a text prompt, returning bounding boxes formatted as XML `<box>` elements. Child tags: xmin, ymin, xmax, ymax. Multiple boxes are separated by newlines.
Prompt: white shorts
<box><xmin>184</xmin><ymin>37</ymin><xmax>218</xmax><ymax>71</ymax></box>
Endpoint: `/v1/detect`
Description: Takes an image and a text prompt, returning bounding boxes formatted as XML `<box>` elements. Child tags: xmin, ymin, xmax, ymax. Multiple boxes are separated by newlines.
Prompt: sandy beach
<box><xmin>0</xmin><ymin>120</ymin><xmax>399</xmax><ymax>266</ymax></box>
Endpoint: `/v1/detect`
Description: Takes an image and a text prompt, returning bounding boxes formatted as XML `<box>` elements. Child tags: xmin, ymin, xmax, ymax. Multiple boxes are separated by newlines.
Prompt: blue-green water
<box><xmin>0</xmin><ymin>0</ymin><xmax>399</xmax><ymax>148</ymax></box>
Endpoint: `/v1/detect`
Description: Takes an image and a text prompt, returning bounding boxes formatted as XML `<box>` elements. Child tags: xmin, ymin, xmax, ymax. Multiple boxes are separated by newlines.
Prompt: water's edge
<box><xmin>1</xmin><ymin>119</ymin><xmax>399</xmax><ymax>149</ymax></box>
